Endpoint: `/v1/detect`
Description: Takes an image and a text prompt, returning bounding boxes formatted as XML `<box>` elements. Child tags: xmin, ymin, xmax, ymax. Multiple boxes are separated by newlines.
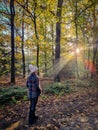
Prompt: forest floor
<box><xmin>0</xmin><ymin>76</ymin><xmax>98</xmax><ymax>130</ymax></box>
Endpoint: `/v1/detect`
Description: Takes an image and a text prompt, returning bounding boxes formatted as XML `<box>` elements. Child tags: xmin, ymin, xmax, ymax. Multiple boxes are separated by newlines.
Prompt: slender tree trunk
<box><xmin>33</xmin><ymin>0</ymin><xmax>39</xmax><ymax>74</ymax></box>
<box><xmin>92</xmin><ymin>3</ymin><xmax>97</xmax><ymax>78</ymax></box>
<box><xmin>44</xmin><ymin>45</ymin><xmax>47</xmax><ymax>73</ymax></box>
<box><xmin>44</xmin><ymin>21</ymin><xmax>47</xmax><ymax>73</ymax></box>
<box><xmin>21</xmin><ymin>10</ymin><xmax>25</xmax><ymax>78</ymax></box>
<box><xmin>51</xmin><ymin>23</ymin><xmax>55</xmax><ymax>66</ymax></box>
<box><xmin>95</xmin><ymin>37</ymin><xmax>98</xmax><ymax>75</ymax></box>
<box><xmin>88</xmin><ymin>39</ymin><xmax>91</xmax><ymax>77</ymax></box>
<box><xmin>80</xmin><ymin>26</ymin><xmax>87</xmax><ymax>77</ymax></box>
<box><xmin>54</xmin><ymin>0</ymin><xmax>63</xmax><ymax>82</ymax></box>
<box><xmin>74</xmin><ymin>1</ymin><xmax>79</xmax><ymax>78</ymax></box>
<box><xmin>10</xmin><ymin>0</ymin><xmax>15</xmax><ymax>83</ymax></box>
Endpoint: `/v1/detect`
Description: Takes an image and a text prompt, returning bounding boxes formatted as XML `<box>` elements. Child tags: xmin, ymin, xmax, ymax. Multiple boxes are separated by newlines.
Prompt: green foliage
<box><xmin>73</xmin><ymin>78</ymin><xmax>97</xmax><ymax>88</ymax></box>
<box><xmin>44</xmin><ymin>78</ymin><xmax>97</xmax><ymax>96</ymax></box>
<box><xmin>41</xmin><ymin>95</ymin><xmax>48</xmax><ymax>99</ymax></box>
<box><xmin>23</xmin><ymin>95</ymin><xmax>28</xmax><ymax>101</ymax></box>
<box><xmin>0</xmin><ymin>86</ymin><xmax>28</xmax><ymax>106</ymax></box>
<box><xmin>0</xmin><ymin>0</ymin><xmax>98</xmax><ymax>78</ymax></box>
<box><xmin>0</xmin><ymin>43</ymin><xmax>10</xmax><ymax>76</ymax></box>
<box><xmin>44</xmin><ymin>82</ymin><xmax>72</xmax><ymax>95</ymax></box>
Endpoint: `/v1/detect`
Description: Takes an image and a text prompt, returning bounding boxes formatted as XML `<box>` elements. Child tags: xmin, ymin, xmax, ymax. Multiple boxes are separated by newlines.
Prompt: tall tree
<box><xmin>54</xmin><ymin>0</ymin><xmax>63</xmax><ymax>82</ymax></box>
<box><xmin>51</xmin><ymin>23</ymin><xmax>55</xmax><ymax>66</ymax></box>
<box><xmin>92</xmin><ymin>0</ymin><xmax>97</xmax><ymax>77</ymax></box>
<box><xmin>95</xmin><ymin>36</ymin><xmax>98</xmax><ymax>75</ymax></box>
<box><xmin>33</xmin><ymin>0</ymin><xmax>39</xmax><ymax>73</ymax></box>
<box><xmin>21</xmin><ymin>12</ymin><xmax>25</xmax><ymax>77</ymax></box>
<box><xmin>10</xmin><ymin>0</ymin><xmax>15</xmax><ymax>83</ymax></box>
<box><xmin>21</xmin><ymin>1</ymin><xmax>26</xmax><ymax>78</ymax></box>
<box><xmin>74</xmin><ymin>0</ymin><xmax>79</xmax><ymax>78</ymax></box>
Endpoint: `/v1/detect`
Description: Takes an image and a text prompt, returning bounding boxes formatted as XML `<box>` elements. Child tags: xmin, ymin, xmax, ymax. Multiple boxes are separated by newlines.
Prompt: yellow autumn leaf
<box><xmin>15</xmin><ymin>36</ymin><xmax>21</xmax><ymax>42</ymax></box>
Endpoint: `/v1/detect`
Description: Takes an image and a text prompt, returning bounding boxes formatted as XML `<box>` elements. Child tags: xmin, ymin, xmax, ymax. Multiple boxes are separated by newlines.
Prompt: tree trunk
<box><xmin>51</xmin><ymin>23</ymin><xmax>55</xmax><ymax>66</ymax></box>
<box><xmin>10</xmin><ymin>0</ymin><xmax>15</xmax><ymax>83</ymax></box>
<box><xmin>44</xmin><ymin>21</ymin><xmax>47</xmax><ymax>73</ymax></box>
<box><xmin>54</xmin><ymin>0</ymin><xmax>63</xmax><ymax>82</ymax></box>
<box><xmin>74</xmin><ymin>1</ymin><xmax>79</xmax><ymax>78</ymax></box>
<box><xmin>33</xmin><ymin>0</ymin><xmax>39</xmax><ymax>74</ymax></box>
<box><xmin>44</xmin><ymin>45</ymin><xmax>47</xmax><ymax>73</ymax></box>
<box><xmin>92</xmin><ymin>3</ymin><xmax>97</xmax><ymax>78</ymax></box>
<box><xmin>21</xmin><ymin>10</ymin><xmax>25</xmax><ymax>78</ymax></box>
<box><xmin>95</xmin><ymin>37</ymin><xmax>98</xmax><ymax>75</ymax></box>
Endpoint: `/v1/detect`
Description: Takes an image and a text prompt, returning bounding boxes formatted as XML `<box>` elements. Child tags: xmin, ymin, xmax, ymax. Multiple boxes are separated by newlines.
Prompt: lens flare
<box><xmin>76</xmin><ymin>48</ymin><xmax>80</xmax><ymax>53</ymax></box>
<box><xmin>84</xmin><ymin>60</ymin><xmax>96</xmax><ymax>75</ymax></box>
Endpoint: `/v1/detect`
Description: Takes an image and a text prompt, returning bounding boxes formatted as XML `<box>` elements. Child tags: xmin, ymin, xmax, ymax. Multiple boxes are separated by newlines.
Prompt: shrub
<box><xmin>0</xmin><ymin>86</ymin><xmax>28</xmax><ymax>106</ymax></box>
<box><xmin>73</xmin><ymin>78</ymin><xmax>97</xmax><ymax>88</ymax></box>
<box><xmin>43</xmin><ymin>78</ymin><xmax>97</xmax><ymax>96</ymax></box>
<box><xmin>44</xmin><ymin>82</ymin><xmax>72</xmax><ymax>95</ymax></box>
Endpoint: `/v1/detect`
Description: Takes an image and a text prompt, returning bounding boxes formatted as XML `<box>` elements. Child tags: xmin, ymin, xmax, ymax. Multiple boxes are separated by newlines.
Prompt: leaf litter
<box><xmin>0</xmin><ymin>86</ymin><xmax>98</xmax><ymax>130</ymax></box>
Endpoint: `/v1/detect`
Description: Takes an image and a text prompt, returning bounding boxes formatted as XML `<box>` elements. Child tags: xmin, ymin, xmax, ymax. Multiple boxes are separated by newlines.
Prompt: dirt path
<box><xmin>0</xmin><ymin>88</ymin><xmax>98</xmax><ymax>130</ymax></box>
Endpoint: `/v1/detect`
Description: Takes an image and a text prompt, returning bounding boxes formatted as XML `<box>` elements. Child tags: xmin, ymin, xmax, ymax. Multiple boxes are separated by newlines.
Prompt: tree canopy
<box><xmin>0</xmin><ymin>0</ymin><xmax>98</xmax><ymax>82</ymax></box>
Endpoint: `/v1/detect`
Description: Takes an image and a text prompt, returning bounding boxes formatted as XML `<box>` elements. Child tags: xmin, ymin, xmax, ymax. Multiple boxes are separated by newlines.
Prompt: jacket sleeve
<box><xmin>35</xmin><ymin>77</ymin><xmax>41</xmax><ymax>95</ymax></box>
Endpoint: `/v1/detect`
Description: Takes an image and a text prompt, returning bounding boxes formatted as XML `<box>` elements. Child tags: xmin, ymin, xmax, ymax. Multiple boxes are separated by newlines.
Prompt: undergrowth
<box><xmin>0</xmin><ymin>78</ymin><xmax>97</xmax><ymax>106</ymax></box>
<box><xmin>44</xmin><ymin>82</ymin><xmax>73</xmax><ymax>95</ymax></box>
<box><xmin>44</xmin><ymin>78</ymin><xmax>97</xmax><ymax>95</ymax></box>
<box><xmin>0</xmin><ymin>86</ymin><xmax>28</xmax><ymax>106</ymax></box>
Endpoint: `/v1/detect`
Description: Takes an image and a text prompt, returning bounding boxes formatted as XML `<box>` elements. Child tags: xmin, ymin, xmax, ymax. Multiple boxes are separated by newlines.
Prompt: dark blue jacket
<box><xmin>26</xmin><ymin>73</ymin><xmax>41</xmax><ymax>98</ymax></box>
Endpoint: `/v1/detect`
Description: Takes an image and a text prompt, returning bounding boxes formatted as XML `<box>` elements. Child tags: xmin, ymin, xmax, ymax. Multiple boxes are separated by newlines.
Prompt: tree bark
<box><xmin>54</xmin><ymin>0</ymin><xmax>63</xmax><ymax>82</ymax></box>
<box><xmin>95</xmin><ymin>37</ymin><xmax>98</xmax><ymax>75</ymax></box>
<box><xmin>92</xmin><ymin>2</ymin><xmax>97</xmax><ymax>78</ymax></box>
<box><xmin>10</xmin><ymin>0</ymin><xmax>15</xmax><ymax>83</ymax></box>
<box><xmin>74</xmin><ymin>1</ymin><xmax>79</xmax><ymax>78</ymax></box>
<box><xmin>21</xmin><ymin>10</ymin><xmax>25</xmax><ymax>78</ymax></box>
<box><xmin>44</xmin><ymin>21</ymin><xmax>47</xmax><ymax>73</ymax></box>
<box><xmin>33</xmin><ymin>0</ymin><xmax>39</xmax><ymax>74</ymax></box>
<box><xmin>51</xmin><ymin>23</ymin><xmax>55</xmax><ymax>66</ymax></box>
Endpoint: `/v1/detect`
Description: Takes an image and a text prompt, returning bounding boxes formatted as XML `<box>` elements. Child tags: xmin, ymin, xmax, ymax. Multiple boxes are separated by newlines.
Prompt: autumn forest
<box><xmin>0</xmin><ymin>0</ymin><xmax>98</xmax><ymax>130</ymax></box>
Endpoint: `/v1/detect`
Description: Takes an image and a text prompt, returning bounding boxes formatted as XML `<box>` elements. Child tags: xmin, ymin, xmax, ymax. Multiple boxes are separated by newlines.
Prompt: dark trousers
<box><xmin>29</xmin><ymin>97</ymin><xmax>38</xmax><ymax>124</ymax></box>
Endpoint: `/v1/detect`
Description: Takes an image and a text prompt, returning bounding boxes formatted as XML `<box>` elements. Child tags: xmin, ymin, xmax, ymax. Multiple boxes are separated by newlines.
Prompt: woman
<box><xmin>26</xmin><ymin>64</ymin><xmax>41</xmax><ymax>125</ymax></box>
